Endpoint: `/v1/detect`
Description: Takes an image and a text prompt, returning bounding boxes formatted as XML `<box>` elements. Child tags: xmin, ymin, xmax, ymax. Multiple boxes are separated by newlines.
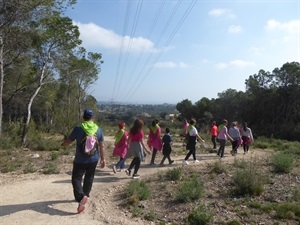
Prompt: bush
<box><xmin>232</xmin><ymin>169</ymin><xmax>265</xmax><ymax>196</ymax></box>
<box><xmin>210</xmin><ymin>161</ymin><xmax>227</xmax><ymax>174</ymax></box>
<box><xmin>187</xmin><ymin>205</ymin><xmax>213</xmax><ymax>225</ymax></box>
<box><xmin>165</xmin><ymin>167</ymin><xmax>182</xmax><ymax>181</ymax></box>
<box><xmin>43</xmin><ymin>162</ymin><xmax>60</xmax><ymax>174</ymax></box>
<box><xmin>125</xmin><ymin>180</ymin><xmax>151</xmax><ymax>205</ymax></box>
<box><xmin>271</xmin><ymin>152</ymin><xmax>295</xmax><ymax>173</ymax></box>
<box><xmin>176</xmin><ymin>175</ymin><xmax>204</xmax><ymax>203</ymax></box>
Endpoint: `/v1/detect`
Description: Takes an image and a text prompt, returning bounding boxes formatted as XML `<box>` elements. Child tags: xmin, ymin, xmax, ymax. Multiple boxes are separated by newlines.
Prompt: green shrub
<box><xmin>130</xmin><ymin>205</ymin><xmax>143</xmax><ymax>217</ymax></box>
<box><xmin>187</xmin><ymin>205</ymin><xmax>213</xmax><ymax>225</ymax></box>
<box><xmin>165</xmin><ymin>167</ymin><xmax>182</xmax><ymax>181</ymax></box>
<box><xmin>144</xmin><ymin>210</ymin><xmax>156</xmax><ymax>221</ymax></box>
<box><xmin>125</xmin><ymin>180</ymin><xmax>151</xmax><ymax>204</ymax></box>
<box><xmin>50</xmin><ymin>151</ymin><xmax>60</xmax><ymax>160</ymax></box>
<box><xmin>233</xmin><ymin>158</ymin><xmax>248</xmax><ymax>169</ymax></box>
<box><xmin>176</xmin><ymin>175</ymin><xmax>204</xmax><ymax>203</ymax></box>
<box><xmin>210</xmin><ymin>161</ymin><xmax>227</xmax><ymax>174</ymax></box>
<box><xmin>271</xmin><ymin>152</ymin><xmax>294</xmax><ymax>173</ymax></box>
<box><xmin>43</xmin><ymin>162</ymin><xmax>60</xmax><ymax>174</ymax></box>
<box><xmin>232</xmin><ymin>169</ymin><xmax>265</xmax><ymax>196</ymax></box>
<box><xmin>275</xmin><ymin>203</ymin><xmax>300</xmax><ymax>220</ymax></box>
<box><xmin>24</xmin><ymin>162</ymin><xmax>37</xmax><ymax>174</ymax></box>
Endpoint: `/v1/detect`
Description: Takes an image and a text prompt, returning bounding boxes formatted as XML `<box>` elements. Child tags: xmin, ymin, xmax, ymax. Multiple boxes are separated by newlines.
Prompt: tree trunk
<box><xmin>0</xmin><ymin>35</ymin><xmax>4</xmax><ymax>136</ymax></box>
<box><xmin>21</xmin><ymin>64</ymin><xmax>46</xmax><ymax>146</ymax></box>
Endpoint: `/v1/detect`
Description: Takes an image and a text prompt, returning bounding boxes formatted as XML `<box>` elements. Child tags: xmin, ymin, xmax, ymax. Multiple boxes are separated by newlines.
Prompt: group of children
<box><xmin>112</xmin><ymin>118</ymin><xmax>254</xmax><ymax>179</ymax></box>
<box><xmin>112</xmin><ymin>119</ymin><xmax>174</xmax><ymax>179</ymax></box>
<box><xmin>211</xmin><ymin>119</ymin><xmax>254</xmax><ymax>159</ymax></box>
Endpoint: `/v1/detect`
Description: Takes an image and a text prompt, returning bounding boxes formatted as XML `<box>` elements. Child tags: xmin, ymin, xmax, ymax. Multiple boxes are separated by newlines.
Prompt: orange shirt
<box><xmin>211</xmin><ymin>125</ymin><xmax>218</xmax><ymax>136</ymax></box>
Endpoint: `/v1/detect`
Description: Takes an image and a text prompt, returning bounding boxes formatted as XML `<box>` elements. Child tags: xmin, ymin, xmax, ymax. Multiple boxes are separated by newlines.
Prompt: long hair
<box><xmin>130</xmin><ymin>119</ymin><xmax>144</xmax><ymax>135</ymax></box>
<box><xmin>243</xmin><ymin>122</ymin><xmax>248</xmax><ymax>131</ymax></box>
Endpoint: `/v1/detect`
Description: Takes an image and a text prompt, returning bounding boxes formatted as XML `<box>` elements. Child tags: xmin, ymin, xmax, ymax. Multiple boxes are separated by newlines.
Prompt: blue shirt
<box><xmin>69</xmin><ymin>125</ymin><xmax>104</xmax><ymax>164</ymax></box>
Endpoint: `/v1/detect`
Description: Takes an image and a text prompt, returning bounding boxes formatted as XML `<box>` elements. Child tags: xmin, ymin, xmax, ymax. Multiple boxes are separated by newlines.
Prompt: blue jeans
<box><xmin>115</xmin><ymin>157</ymin><xmax>125</xmax><ymax>169</ymax></box>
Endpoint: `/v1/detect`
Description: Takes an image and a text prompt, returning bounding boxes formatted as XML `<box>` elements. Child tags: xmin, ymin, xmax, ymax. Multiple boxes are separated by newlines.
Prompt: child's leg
<box><xmin>132</xmin><ymin>157</ymin><xmax>141</xmax><ymax>175</ymax></box>
<box><xmin>160</xmin><ymin>156</ymin><xmax>166</xmax><ymax>164</ymax></box>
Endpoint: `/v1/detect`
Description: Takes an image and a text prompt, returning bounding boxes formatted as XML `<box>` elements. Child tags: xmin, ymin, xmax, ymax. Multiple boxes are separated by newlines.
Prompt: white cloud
<box><xmin>153</xmin><ymin>61</ymin><xmax>189</xmax><ymax>69</ymax></box>
<box><xmin>265</xmin><ymin>19</ymin><xmax>300</xmax><ymax>34</ymax></box>
<box><xmin>209</xmin><ymin>8</ymin><xmax>236</xmax><ymax>19</ymax></box>
<box><xmin>74</xmin><ymin>22</ymin><xmax>158</xmax><ymax>53</ymax></box>
<box><xmin>265</xmin><ymin>19</ymin><xmax>300</xmax><ymax>45</ymax></box>
<box><xmin>215</xmin><ymin>60</ymin><xmax>256</xmax><ymax>70</ymax></box>
<box><xmin>250</xmin><ymin>47</ymin><xmax>264</xmax><ymax>56</ymax></box>
<box><xmin>228</xmin><ymin>25</ymin><xmax>242</xmax><ymax>33</ymax></box>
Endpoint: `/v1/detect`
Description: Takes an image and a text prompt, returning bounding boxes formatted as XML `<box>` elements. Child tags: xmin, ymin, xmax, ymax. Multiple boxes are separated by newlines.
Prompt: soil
<box><xmin>0</xmin><ymin>137</ymin><xmax>299</xmax><ymax>225</ymax></box>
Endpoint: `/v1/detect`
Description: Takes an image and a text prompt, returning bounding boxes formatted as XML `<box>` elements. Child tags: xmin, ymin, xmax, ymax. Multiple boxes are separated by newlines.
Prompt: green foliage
<box><xmin>226</xmin><ymin>220</ymin><xmax>242</xmax><ymax>225</ymax></box>
<box><xmin>275</xmin><ymin>203</ymin><xmax>300</xmax><ymax>220</ymax></box>
<box><xmin>176</xmin><ymin>175</ymin><xmax>204</xmax><ymax>203</ymax></box>
<box><xmin>271</xmin><ymin>152</ymin><xmax>295</xmax><ymax>173</ymax></box>
<box><xmin>130</xmin><ymin>205</ymin><xmax>144</xmax><ymax>217</ymax></box>
<box><xmin>1</xmin><ymin>158</ymin><xmax>24</xmax><ymax>173</ymax></box>
<box><xmin>187</xmin><ymin>205</ymin><xmax>213</xmax><ymax>225</ymax></box>
<box><xmin>24</xmin><ymin>162</ymin><xmax>37</xmax><ymax>174</ymax></box>
<box><xmin>125</xmin><ymin>180</ymin><xmax>151</xmax><ymax>205</ymax></box>
<box><xmin>210</xmin><ymin>160</ymin><xmax>227</xmax><ymax>174</ymax></box>
<box><xmin>165</xmin><ymin>167</ymin><xmax>182</xmax><ymax>181</ymax></box>
<box><xmin>43</xmin><ymin>162</ymin><xmax>60</xmax><ymax>174</ymax></box>
<box><xmin>233</xmin><ymin>158</ymin><xmax>248</xmax><ymax>169</ymax></box>
<box><xmin>50</xmin><ymin>151</ymin><xmax>60</xmax><ymax>160</ymax></box>
<box><xmin>232</xmin><ymin>165</ymin><xmax>266</xmax><ymax>197</ymax></box>
<box><xmin>1</xmin><ymin>121</ymin><xmax>24</xmax><ymax>149</ymax></box>
<box><xmin>144</xmin><ymin>210</ymin><xmax>156</xmax><ymax>221</ymax></box>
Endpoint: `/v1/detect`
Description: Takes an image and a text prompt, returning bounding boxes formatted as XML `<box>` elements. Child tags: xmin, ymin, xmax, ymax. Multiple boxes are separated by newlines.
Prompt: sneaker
<box><xmin>182</xmin><ymin>160</ymin><xmax>189</xmax><ymax>165</ymax></box>
<box><xmin>77</xmin><ymin>196</ymin><xmax>88</xmax><ymax>214</ymax></box>
<box><xmin>125</xmin><ymin>169</ymin><xmax>131</xmax><ymax>176</ymax></box>
<box><xmin>132</xmin><ymin>174</ymin><xmax>140</xmax><ymax>179</ymax></box>
<box><xmin>230</xmin><ymin>150</ymin><xmax>235</xmax><ymax>156</ymax></box>
<box><xmin>169</xmin><ymin>160</ymin><xmax>174</xmax><ymax>165</ymax></box>
<box><xmin>113</xmin><ymin>166</ymin><xmax>117</xmax><ymax>174</ymax></box>
<box><xmin>194</xmin><ymin>160</ymin><xmax>200</xmax><ymax>163</ymax></box>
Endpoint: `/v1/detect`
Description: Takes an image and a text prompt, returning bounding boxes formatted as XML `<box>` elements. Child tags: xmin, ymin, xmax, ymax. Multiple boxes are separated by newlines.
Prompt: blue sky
<box><xmin>66</xmin><ymin>0</ymin><xmax>300</xmax><ymax>104</ymax></box>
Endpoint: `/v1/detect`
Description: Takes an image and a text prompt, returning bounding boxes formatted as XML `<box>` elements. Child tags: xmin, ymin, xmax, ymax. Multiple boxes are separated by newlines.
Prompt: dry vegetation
<box><xmin>1</xmin><ymin>135</ymin><xmax>300</xmax><ymax>225</ymax></box>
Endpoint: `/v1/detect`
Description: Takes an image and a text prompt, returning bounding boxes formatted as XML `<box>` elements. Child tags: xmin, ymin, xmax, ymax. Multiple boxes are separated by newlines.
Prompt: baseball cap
<box><xmin>83</xmin><ymin>109</ymin><xmax>93</xmax><ymax>119</ymax></box>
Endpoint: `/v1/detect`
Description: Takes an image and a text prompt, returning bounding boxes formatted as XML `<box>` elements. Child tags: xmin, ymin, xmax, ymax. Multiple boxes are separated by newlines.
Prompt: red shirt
<box><xmin>211</xmin><ymin>125</ymin><xmax>218</xmax><ymax>136</ymax></box>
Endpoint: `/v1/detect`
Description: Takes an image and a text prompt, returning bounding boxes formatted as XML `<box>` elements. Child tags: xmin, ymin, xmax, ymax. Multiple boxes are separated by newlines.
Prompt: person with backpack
<box><xmin>112</xmin><ymin>122</ymin><xmax>128</xmax><ymax>173</ymax></box>
<box><xmin>61</xmin><ymin>109</ymin><xmax>105</xmax><ymax>214</ymax></box>
<box><xmin>182</xmin><ymin>119</ymin><xmax>205</xmax><ymax>165</ymax></box>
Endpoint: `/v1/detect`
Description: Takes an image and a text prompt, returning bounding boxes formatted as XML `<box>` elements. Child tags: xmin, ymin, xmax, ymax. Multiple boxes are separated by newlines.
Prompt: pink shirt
<box><xmin>129</xmin><ymin>130</ymin><xmax>144</xmax><ymax>142</ymax></box>
<box><xmin>217</xmin><ymin>126</ymin><xmax>229</xmax><ymax>140</ymax></box>
<box><xmin>183</xmin><ymin>122</ymin><xmax>189</xmax><ymax>135</ymax></box>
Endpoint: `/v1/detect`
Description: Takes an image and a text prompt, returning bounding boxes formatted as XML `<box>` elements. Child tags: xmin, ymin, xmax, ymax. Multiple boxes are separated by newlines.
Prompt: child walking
<box><xmin>125</xmin><ymin>119</ymin><xmax>151</xmax><ymax>179</ymax></box>
<box><xmin>112</xmin><ymin>122</ymin><xmax>128</xmax><ymax>173</ymax></box>
<box><xmin>159</xmin><ymin>127</ymin><xmax>174</xmax><ymax>166</ymax></box>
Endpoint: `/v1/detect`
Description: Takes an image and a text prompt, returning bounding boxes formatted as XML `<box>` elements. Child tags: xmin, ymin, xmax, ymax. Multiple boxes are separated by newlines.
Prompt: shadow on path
<box><xmin>0</xmin><ymin>200</ymin><xmax>76</xmax><ymax>217</ymax></box>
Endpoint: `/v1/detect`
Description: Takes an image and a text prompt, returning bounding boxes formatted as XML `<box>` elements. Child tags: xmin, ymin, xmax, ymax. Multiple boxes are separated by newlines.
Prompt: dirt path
<box><xmin>0</xmin><ymin>144</ymin><xmax>270</xmax><ymax>225</ymax></box>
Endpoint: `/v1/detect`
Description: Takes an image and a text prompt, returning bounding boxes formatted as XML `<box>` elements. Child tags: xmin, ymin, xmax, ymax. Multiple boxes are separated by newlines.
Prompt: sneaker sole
<box><xmin>77</xmin><ymin>196</ymin><xmax>88</xmax><ymax>214</ymax></box>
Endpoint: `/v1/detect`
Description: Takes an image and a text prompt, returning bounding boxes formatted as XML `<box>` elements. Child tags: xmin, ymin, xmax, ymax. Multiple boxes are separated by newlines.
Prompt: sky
<box><xmin>65</xmin><ymin>0</ymin><xmax>300</xmax><ymax>104</ymax></box>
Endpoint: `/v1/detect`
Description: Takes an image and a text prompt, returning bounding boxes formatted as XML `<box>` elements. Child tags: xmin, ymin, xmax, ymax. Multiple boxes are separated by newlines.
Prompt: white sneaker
<box><xmin>194</xmin><ymin>160</ymin><xmax>200</xmax><ymax>163</ymax></box>
<box><xmin>182</xmin><ymin>160</ymin><xmax>189</xmax><ymax>165</ymax></box>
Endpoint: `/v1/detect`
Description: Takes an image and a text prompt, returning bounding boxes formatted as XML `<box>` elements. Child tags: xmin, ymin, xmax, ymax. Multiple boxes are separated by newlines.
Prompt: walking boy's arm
<box><xmin>99</xmin><ymin>141</ymin><xmax>106</xmax><ymax>168</ymax></box>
